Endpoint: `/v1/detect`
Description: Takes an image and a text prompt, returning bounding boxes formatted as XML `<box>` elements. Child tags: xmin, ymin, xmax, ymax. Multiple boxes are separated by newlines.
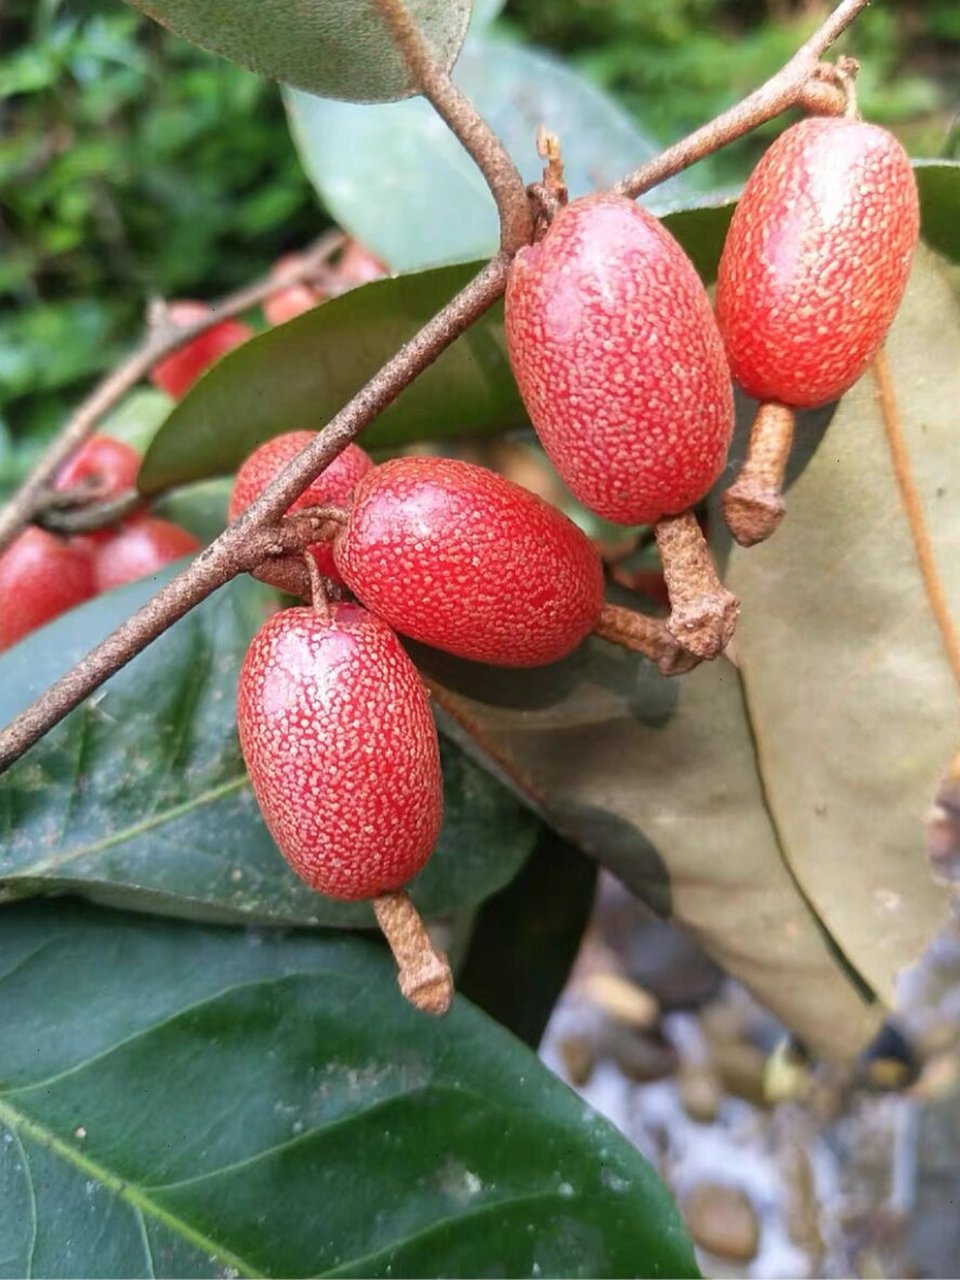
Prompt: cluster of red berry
<box><xmin>0</xmin><ymin>301</ymin><xmax>257</xmax><ymax>653</ymax></box>
<box><xmin>235</xmin><ymin>115</ymin><xmax>920</xmax><ymax>1012</ymax></box>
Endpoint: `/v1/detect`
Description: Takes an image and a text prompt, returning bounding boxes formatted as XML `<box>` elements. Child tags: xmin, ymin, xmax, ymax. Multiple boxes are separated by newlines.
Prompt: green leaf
<box><xmin>0</xmin><ymin>901</ymin><xmax>698</xmax><ymax>1278</ymax></box>
<box><xmin>457</xmin><ymin>826</ymin><xmax>597</xmax><ymax>1048</ymax></box>
<box><xmin>120</xmin><ymin>0</ymin><xmax>472</xmax><ymax>104</ymax></box>
<box><xmin>137</xmin><ymin>263</ymin><xmax>527</xmax><ymax>495</ymax></box>
<box><xmin>720</xmin><ymin>244</ymin><xmax>956</xmax><ymax>1006</ymax></box>
<box><xmin>660</xmin><ymin>195</ymin><xmax>737</xmax><ymax>284</ymax></box>
<box><xmin>285</xmin><ymin>35</ymin><xmax>687</xmax><ymax>273</ymax></box>
<box><xmin>914</xmin><ymin>161</ymin><xmax>960</xmax><ymax>264</ymax></box>
<box><xmin>0</xmin><ymin>569</ymin><xmax>538</xmax><ymax>926</ymax></box>
<box><xmin>100</xmin><ymin>388</ymin><xmax>175</xmax><ymax>456</ymax></box>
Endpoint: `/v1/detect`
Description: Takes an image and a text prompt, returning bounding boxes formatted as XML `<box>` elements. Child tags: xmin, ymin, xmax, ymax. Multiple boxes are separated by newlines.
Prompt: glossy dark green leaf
<box><xmin>286</xmin><ymin>36</ymin><xmax>687</xmax><ymax>273</ymax></box>
<box><xmin>0</xmin><ymin>901</ymin><xmax>699</xmax><ymax>1278</ymax></box>
<box><xmin>137</xmin><ymin>263</ymin><xmax>527</xmax><ymax>495</ymax></box>
<box><xmin>457</xmin><ymin>826</ymin><xmax>597</xmax><ymax>1048</ymax></box>
<box><xmin>660</xmin><ymin>196</ymin><xmax>737</xmax><ymax>284</ymax></box>
<box><xmin>914</xmin><ymin>160</ymin><xmax>960</xmax><ymax>263</ymax></box>
<box><xmin>0</xmin><ymin>568</ymin><xmax>538</xmax><ymax>926</ymax></box>
<box><xmin>121</xmin><ymin>0</ymin><xmax>472</xmax><ymax>103</ymax></box>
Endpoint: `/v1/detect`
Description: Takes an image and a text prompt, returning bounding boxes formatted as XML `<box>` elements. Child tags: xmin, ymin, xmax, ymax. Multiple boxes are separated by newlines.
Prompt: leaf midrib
<box><xmin>1</xmin><ymin>776</ymin><xmax>248</xmax><ymax>885</ymax></box>
<box><xmin>0</xmin><ymin>1096</ymin><xmax>258</xmax><ymax>1280</ymax></box>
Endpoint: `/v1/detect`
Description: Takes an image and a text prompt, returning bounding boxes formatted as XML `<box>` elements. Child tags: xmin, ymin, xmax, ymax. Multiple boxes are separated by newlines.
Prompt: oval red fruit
<box><xmin>716</xmin><ymin>117</ymin><xmax>919</xmax><ymax>408</ymax></box>
<box><xmin>229</xmin><ymin>433</ymin><xmax>372</xmax><ymax>588</ymax></box>
<box><xmin>95</xmin><ymin>517</ymin><xmax>200</xmax><ymax>592</ymax></box>
<box><xmin>334</xmin><ymin>456</ymin><xmax>604</xmax><ymax>667</ymax></box>
<box><xmin>237</xmin><ymin>603</ymin><xmax>443</xmax><ymax>900</ymax></box>
<box><xmin>505</xmin><ymin>192</ymin><xmax>734</xmax><ymax>527</ymax></box>
<box><xmin>263</xmin><ymin>254</ymin><xmax>325</xmax><ymax>326</ymax></box>
<box><xmin>0</xmin><ymin>528</ymin><xmax>96</xmax><ymax>652</ymax></box>
<box><xmin>150</xmin><ymin>301</ymin><xmax>254</xmax><ymax>399</ymax></box>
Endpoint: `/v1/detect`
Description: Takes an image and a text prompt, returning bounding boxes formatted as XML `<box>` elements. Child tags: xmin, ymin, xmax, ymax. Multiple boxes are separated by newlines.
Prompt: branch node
<box><xmin>655</xmin><ymin>512</ymin><xmax>739</xmax><ymax>660</ymax></box>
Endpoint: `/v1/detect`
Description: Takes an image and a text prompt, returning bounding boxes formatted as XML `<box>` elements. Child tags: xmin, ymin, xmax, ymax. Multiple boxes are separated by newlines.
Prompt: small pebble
<box><xmin>683</xmin><ymin>1182</ymin><xmax>760</xmax><ymax>1263</ymax></box>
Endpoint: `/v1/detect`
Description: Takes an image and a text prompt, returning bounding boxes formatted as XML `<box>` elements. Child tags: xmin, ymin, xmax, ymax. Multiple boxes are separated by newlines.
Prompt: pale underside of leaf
<box><xmin>726</xmin><ymin>246</ymin><xmax>957</xmax><ymax>1003</ymax></box>
<box><xmin>127</xmin><ymin>0</ymin><xmax>472</xmax><ymax>103</ymax></box>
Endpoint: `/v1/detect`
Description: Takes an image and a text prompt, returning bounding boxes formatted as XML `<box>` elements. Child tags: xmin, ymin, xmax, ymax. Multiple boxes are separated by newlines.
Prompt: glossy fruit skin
<box><xmin>334</xmin><ymin>456</ymin><xmax>605</xmax><ymax>667</ymax></box>
<box><xmin>95</xmin><ymin>517</ymin><xmax>200</xmax><ymax>592</ymax></box>
<box><xmin>237</xmin><ymin>603</ymin><xmax>443</xmax><ymax>900</ymax></box>
<box><xmin>150</xmin><ymin>301</ymin><xmax>254</xmax><ymax>399</ymax></box>
<box><xmin>505</xmin><ymin>192</ymin><xmax>734</xmax><ymax>527</ymax></box>
<box><xmin>716</xmin><ymin>117</ymin><xmax>919</xmax><ymax>408</ymax></box>
<box><xmin>0</xmin><ymin>528</ymin><xmax>96</xmax><ymax>652</ymax></box>
<box><xmin>229</xmin><ymin>432</ymin><xmax>372</xmax><ymax>587</ymax></box>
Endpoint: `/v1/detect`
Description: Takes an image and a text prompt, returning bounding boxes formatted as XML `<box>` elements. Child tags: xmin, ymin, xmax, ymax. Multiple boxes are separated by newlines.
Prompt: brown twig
<box><xmin>655</xmin><ymin>512</ymin><xmax>740</xmax><ymax>659</ymax></box>
<box><xmin>615</xmin><ymin>0</ymin><xmax>871</xmax><ymax>200</ymax></box>
<box><xmin>0</xmin><ymin>231</ymin><xmax>345</xmax><ymax>557</ymax></box>
<box><xmin>593</xmin><ymin>602</ymin><xmax>701</xmax><ymax>676</ymax></box>
<box><xmin>373</xmin><ymin>890</ymin><xmax>454</xmax><ymax>1015</ymax></box>
<box><xmin>723</xmin><ymin>402</ymin><xmax>796</xmax><ymax>546</ymax></box>
<box><xmin>0</xmin><ymin>257</ymin><xmax>510</xmax><ymax>774</ymax></box>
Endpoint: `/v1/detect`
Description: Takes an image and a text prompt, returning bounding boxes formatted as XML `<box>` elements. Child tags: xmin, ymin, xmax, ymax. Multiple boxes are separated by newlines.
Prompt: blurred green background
<box><xmin>2</xmin><ymin>0</ymin><xmax>957</xmax><ymax>489</ymax></box>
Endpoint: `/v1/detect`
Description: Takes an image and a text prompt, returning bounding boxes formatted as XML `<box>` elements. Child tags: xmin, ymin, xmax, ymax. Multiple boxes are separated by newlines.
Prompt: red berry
<box><xmin>0</xmin><ymin>528</ymin><xmax>96</xmax><ymax>652</ymax></box>
<box><xmin>505</xmin><ymin>192</ymin><xmax>734</xmax><ymax>527</ymax></box>
<box><xmin>236</xmin><ymin>603</ymin><xmax>442</xmax><ymax>900</ymax></box>
<box><xmin>149</xmin><ymin>301</ymin><xmax>254</xmax><ymax>399</ymax></box>
<box><xmin>95</xmin><ymin>517</ymin><xmax>200</xmax><ymax>592</ymax></box>
<box><xmin>53</xmin><ymin>435</ymin><xmax>142</xmax><ymax>548</ymax></box>
<box><xmin>333</xmin><ymin>456</ymin><xmax>604</xmax><ymax>667</ymax></box>
<box><xmin>54</xmin><ymin>435</ymin><xmax>140</xmax><ymax>499</ymax></box>
<box><xmin>716</xmin><ymin>117</ymin><xmax>919</xmax><ymax>408</ymax></box>
<box><xmin>263</xmin><ymin>254</ymin><xmax>325</xmax><ymax>326</ymax></box>
<box><xmin>229</xmin><ymin>433</ymin><xmax>372</xmax><ymax>587</ymax></box>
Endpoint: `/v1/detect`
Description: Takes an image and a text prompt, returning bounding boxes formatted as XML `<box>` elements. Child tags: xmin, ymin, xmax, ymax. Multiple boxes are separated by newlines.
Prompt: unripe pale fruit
<box><xmin>716</xmin><ymin>117</ymin><xmax>919</xmax><ymax>408</ymax></box>
<box><xmin>237</xmin><ymin>604</ymin><xmax>443</xmax><ymax>900</ymax></box>
<box><xmin>229</xmin><ymin>432</ymin><xmax>372</xmax><ymax>587</ymax></box>
<box><xmin>334</xmin><ymin>456</ymin><xmax>604</xmax><ymax>667</ymax></box>
<box><xmin>0</xmin><ymin>529</ymin><xmax>96</xmax><ymax>652</ymax></box>
<box><xmin>263</xmin><ymin>254</ymin><xmax>325</xmax><ymax>326</ymax></box>
<box><xmin>505</xmin><ymin>192</ymin><xmax>734</xmax><ymax>527</ymax></box>
<box><xmin>95</xmin><ymin>516</ymin><xmax>200</xmax><ymax>592</ymax></box>
<box><xmin>150</xmin><ymin>301</ymin><xmax>254</xmax><ymax>399</ymax></box>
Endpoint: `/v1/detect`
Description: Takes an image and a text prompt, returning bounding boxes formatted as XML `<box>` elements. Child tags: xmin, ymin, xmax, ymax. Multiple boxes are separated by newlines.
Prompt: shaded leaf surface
<box><xmin>0</xmin><ymin>901</ymin><xmax>698</xmax><ymax>1279</ymax></box>
<box><xmin>423</xmin><ymin>637</ymin><xmax>882</xmax><ymax>1063</ymax></box>
<box><xmin>722</xmin><ymin>247</ymin><xmax>955</xmax><ymax>1002</ymax></box>
<box><xmin>122</xmin><ymin>0</ymin><xmax>471</xmax><ymax>103</ymax></box>
<box><xmin>137</xmin><ymin>263</ymin><xmax>526</xmax><ymax>495</ymax></box>
<box><xmin>286</xmin><ymin>36</ymin><xmax>687</xmax><ymax>273</ymax></box>
<box><xmin>0</xmin><ymin>569</ymin><xmax>538</xmax><ymax>926</ymax></box>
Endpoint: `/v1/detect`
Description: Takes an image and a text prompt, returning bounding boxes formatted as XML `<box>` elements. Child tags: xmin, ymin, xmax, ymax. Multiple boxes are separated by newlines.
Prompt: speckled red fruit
<box><xmin>716</xmin><ymin>117</ymin><xmax>919</xmax><ymax>408</ymax></box>
<box><xmin>0</xmin><ymin>529</ymin><xmax>96</xmax><ymax>652</ymax></box>
<box><xmin>95</xmin><ymin>517</ymin><xmax>200</xmax><ymax>592</ymax></box>
<box><xmin>150</xmin><ymin>301</ymin><xmax>254</xmax><ymax>399</ymax></box>
<box><xmin>237</xmin><ymin>603</ymin><xmax>443</xmax><ymax>900</ymax></box>
<box><xmin>505</xmin><ymin>192</ymin><xmax>734</xmax><ymax>527</ymax></box>
<box><xmin>334</xmin><ymin>456</ymin><xmax>604</xmax><ymax>667</ymax></box>
<box><xmin>229</xmin><ymin>432</ymin><xmax>372</xmax><ymax>587</ymax></box>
